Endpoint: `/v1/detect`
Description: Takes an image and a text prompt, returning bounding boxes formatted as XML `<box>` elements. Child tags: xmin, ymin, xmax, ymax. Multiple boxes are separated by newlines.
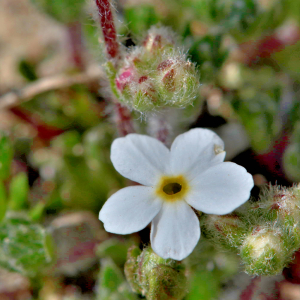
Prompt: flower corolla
<box><xmin>99</xmin><ymin>128</ymin><xmax>254</xmax><ymax>260</ymax></box>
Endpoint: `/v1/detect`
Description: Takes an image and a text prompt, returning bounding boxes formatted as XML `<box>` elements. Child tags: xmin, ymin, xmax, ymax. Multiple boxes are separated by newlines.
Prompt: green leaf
<box><xmin>29</xmin><ymin>202</ymin><xmax>46</xmax><ymax>222</ymax></box>
<box><xmin>18</xmin><ymin>59</ymin><xmax>38</xmax><ymax>82</ymax></box>
<box><xmin>97</xmin><ymin>259</ymin><xmax>137</xmax><ymax>300</ymax></box>
<box><xmin>8</xmin><ymin>173</ymin><xmax>29</xmax><ymax>211</ymax></box>
<box><xmin>0</xmin><ymin>213</ymin><xmax>54</xmax><ymax>277</ymax></box>
<box><xmin>0</xmin><ymin>133</ymin><xmax>13</xmax><ymax>180</ymax></box>
<box><xmin>0</xmin><ymin>181</ymin><xmax>7</xmax><ymax>222</ymax></box>
<box><xmin>96</xmin><ymin>239</ymin><xmax>133</xmax><ymax>267</ymax></box>
<box><xmin>30</xmin><ymin>0</ymin><xmax>86</xmax><ymax>23</ymax></box>
<box><xmin>186</xmin><ymin>270</ymin><xmax>220</xmax><ymax>300</ymax></box>
<box><xmin>124</xmin><ymin>5</ymin><xmax>161</xmax><ymax>36</ymax></box>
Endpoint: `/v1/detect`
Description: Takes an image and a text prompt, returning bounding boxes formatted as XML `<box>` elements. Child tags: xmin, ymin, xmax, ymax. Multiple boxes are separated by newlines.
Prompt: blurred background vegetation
<box><xmin>1</xmin><ymin>0</ymin><xmax>300</xmax><ymax>299</ymax></box>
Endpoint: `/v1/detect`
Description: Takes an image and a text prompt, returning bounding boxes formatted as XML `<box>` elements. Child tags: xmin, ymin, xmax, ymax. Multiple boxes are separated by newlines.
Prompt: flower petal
<box><xmin>150</xmin><ymin>201</ymin><xmax>200</xmax><ymax>260</ymax></box>
<box><xmin>111</xmin><ymin>134</ymin><xmax>170</xmax><ymax>186</ymax></box>
<box><xmin>186</xmin><ymin>162</ymin><xmax>254</xmax><ymax>215</ymax></box>
<box><xmin>99</xmin><ymin>186</ymin><xmax>162</xmax><ymax>234</ymax></box>
<box><xmin>169</xmin><ymin>128</ymin><xmax>225</xmax><ymax>179</ymax></box>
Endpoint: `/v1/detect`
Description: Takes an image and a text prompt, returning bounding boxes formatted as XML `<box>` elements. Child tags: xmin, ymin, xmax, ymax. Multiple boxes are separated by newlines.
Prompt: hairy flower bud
<box><xmin>124</xmin><ymin>246</ymin><xmax>187</xmax><ymax>300</ymax></box>
<box><xmin>203</xmin><ymin>214</ymin><xmax>246</xmax><ymax>249</ymax></box>
<box><xmin>250</xmin><ymin>185</ymin><xmax>300</xmax><ymax>225</ymax></box>
<box><xmin>111</xmin><ymin>26</ymin><xmax>200</xmax><ymax>113</ymax></box>
<box><xmin>124</xmin><ymin>246</ymin><xmax>143</xmax><ymax>294</ymax></box>
<box><xmin>240</xmin><ymin>226</ymin><xmax>288</xmax><ymax>276</ymax></box>
<box><xmin>143</xmin><ymin>26</ymin><xmax>177</xmax><ymax>52</ymax></box>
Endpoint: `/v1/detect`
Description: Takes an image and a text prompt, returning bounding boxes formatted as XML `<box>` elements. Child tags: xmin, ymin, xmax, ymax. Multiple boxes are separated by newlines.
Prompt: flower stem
<box><xmin>94</xmin><ymin>0</ymin><xmax>134</xmax><ymax>135</ymax></box>
<box><xmin>115</xmin><ymin>103</ymin><xmax>134</xmax><ymax>136</ymax></box>
<box><xmin>95</xmin><ymin>0</ymin><xmax>120</xmax><ymax>60</ymax></box>
<box><xmin>239</xmin><ymin>277</ymin><xmax>261</xmax><ymax>300</ymax></box>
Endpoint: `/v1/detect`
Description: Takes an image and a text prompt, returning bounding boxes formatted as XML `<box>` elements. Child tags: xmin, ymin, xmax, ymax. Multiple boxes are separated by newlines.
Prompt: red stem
<box><xmin>9</xmin><ymin>107</ymin><xmax>64</xmax><ymax>142</ymax></box>
<box><xmin>240</xmin><ymin>24</ymin><xmax>300</xmax><ymax>65</ymax></box>
<box><xmin>94</xmin><ymin>0</ymin><xmax>134</xmax><ymax>136</ymax></box>
<box><xmin>155</xmin><ymin>116</ymin><xmax>169</xmax><ymax>144</ymax></box>
<box><xmin>115</xmin><ymin>103</ymin><xmax>134</xmax><ymax>136</ymax></box>
<box><xmin>95</xmin><ymin>0</ymin><xmax>120</xmax><ymax>60</ymax></box>
<box><xmin>67</xmin><ymin>22</ymin><xmax>85</xmax><ymax>71</ymax></box>
<box><xmin>239</xmin><ymin>277</ymin><xmax>261</xmax><ymax>300</ymax></box>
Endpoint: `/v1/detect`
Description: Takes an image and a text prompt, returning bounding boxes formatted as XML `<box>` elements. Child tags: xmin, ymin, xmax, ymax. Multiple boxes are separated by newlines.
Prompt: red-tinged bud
<box><xmin>109</xmin><ymin>26</ymin><xmax>200</xmax><ymax>113</ymax></box>
<box><xmin>251</xmin><ymin>185</ymin><xmax>300</xmax><ymax>225</ymax></box>
<box><xmin>115</xmin><ymin>68</ymin><xmax>135</xmax><ymax>92</ymax></box>
<box><xmin>203</xmin><ymin>214</ymin><xmax>246</xmax><ymax>250</ymax></box>
<box><xmin>143</xmin><ymin>26</ymin><xmax>177</xmax><ymax>52</ymax></box>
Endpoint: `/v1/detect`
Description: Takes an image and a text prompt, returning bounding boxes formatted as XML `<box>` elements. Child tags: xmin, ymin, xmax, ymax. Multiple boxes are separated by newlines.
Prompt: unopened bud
<box><xmin>111</xmin><ymin>26</ymin><xmax>200</xmax><ymax>113</ymax></box>
<box><xmin>251</xmin><ymin>185</ymin><xmax>300</xmax><ymax>225</ymax></box>
<box><xmin>124</xmin><ymin>246</ymin><xmax>142</xmax><ymax>294</ymax></box>
<box><xmin>124</xmin><ymin>247</ymin><xmax>187</xmax><ymax>299</ymax></box>
<box><xmin>156</xmin><ymin>56</ymin><xmax>200</xmax><ymax>108</ymax></box>
<box><xmin>203</xmin><ymin>214</ymin><xmax>246</xmax><ymax>249</ymax></box>
<box><xmin>240</xmin><ymin>226</ymin><xmax>287</xmax><ymax>276</ymax></box>
<box><xmin>143</xmin><ymin>26</ymin><xmax>177</xmax><ymax>52</ymax></box>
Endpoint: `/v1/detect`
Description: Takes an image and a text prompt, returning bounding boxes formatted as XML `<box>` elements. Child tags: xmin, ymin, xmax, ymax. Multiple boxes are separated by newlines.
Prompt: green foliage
<box><xmin>22</xmin><ymin>86</ymin><xmax>100</xmax><ymax>131</ymax></box>
<box><xmin>96</xmin><ymin>239</ymin><xmax>133</xmax><ymax>267</ymax></box>
<box><xmin>0</xmin><ymin>133</ymin><xmax>13</xmax><ymax>181</ymax></box>
<box><xmin>9</xmin><ymin>173</ymin><xmax>29</xmax><ymax>211</ymax></box>
<box><xmin>124</xmin><ymin>5</ymin><xmax>161</xmax><ymax>37</ymax></box>
<box><xmin>186</xmin><ymin>270</ymin><xmax>219</xmax><ymax>300</ymax></box>
<box><xmin>30</xmin><ymin>0</ymin><xmax>86</xmax><ymax>23</ymax></box>
<box><xmin>30</xmin><ymin>124</ymin><xmax>124</xmax><ymax>212</ymax></box>
<box><xmin>189</xmin><ymin>34</ymin><xmax>228</xmax><ymax>82</ymax></box>
<box><xmin>0</xmin><ymin>181</ymin><xmax>7</xmax><ymax>223</ymax></box>
<box><xmin>18</xmin><ymin>59</ymin><xmax>38</xmax><ymax>82</ymax></box>
<box><xmin>283</xmin><ymin>122</ymin><xmax>300</xmax><ymax>181</ymax></box>
<box><xmin>0</xmin><ymin>213</ymin><xmax>54</xmax><ymax>277</ymax></box>
<box><xmin>97</xmin><ymin>258</ymin><xmax>137</xmax><ymax>300</ymax></box>
<box><xmin>229</xmin><ymin>66</ymin><xmax>282</xmax><ymax>153</ymax></box>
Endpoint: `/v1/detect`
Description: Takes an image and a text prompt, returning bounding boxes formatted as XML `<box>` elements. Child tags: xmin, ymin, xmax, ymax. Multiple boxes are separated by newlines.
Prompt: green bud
<box><xmin>125</xmin><ymin>247</ymin><xmax>187</xmax><ymax>299</ymax></box>
<box><xmin>250</xmin><ymin>185</ymin><xmax>300</xmax><ymax>224</ymax></box>
<box><xmin>203</xmin><ymin>214</ymin><xmax>246</xmax><ymax>249</ymax></box>
<box><xmin>155</xmin><ymin>57</ymin><xmax>200</xmax><ymax>108</ymax></box>
<box><xmin>124</xmin><ymin>246</ymin><xmax>142</xmax><ymax>294</ymax></box>
<box><xmin>240</xmin><ymin>226</ymin><xmax>287</xmax><ymax>276</ymax></box>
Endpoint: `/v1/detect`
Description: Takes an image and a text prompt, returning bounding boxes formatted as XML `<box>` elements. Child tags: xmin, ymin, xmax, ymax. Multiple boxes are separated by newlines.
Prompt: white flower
<box><xmin>99</xmin><ymin>128</ymin><xmax>254</xmax><ymax>260</ymax></box>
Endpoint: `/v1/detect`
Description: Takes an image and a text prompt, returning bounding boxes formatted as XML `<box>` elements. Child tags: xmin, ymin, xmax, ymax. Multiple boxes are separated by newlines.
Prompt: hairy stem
<box><xmin>95</xmin><ymin>0</ymin><xmax>119</xmax><ymax>60</ymax></box>
<box><xmin>114</xmin><ymin>103</ymin><xmax>134</xmax><ymax>136</ymax></box>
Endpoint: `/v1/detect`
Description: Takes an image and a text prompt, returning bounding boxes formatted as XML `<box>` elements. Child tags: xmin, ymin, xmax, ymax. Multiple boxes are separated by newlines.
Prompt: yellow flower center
<box><xmin>156</xmin><ymin>175</ymin><xmax>189</xmax><ymax>202</ymax></box>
